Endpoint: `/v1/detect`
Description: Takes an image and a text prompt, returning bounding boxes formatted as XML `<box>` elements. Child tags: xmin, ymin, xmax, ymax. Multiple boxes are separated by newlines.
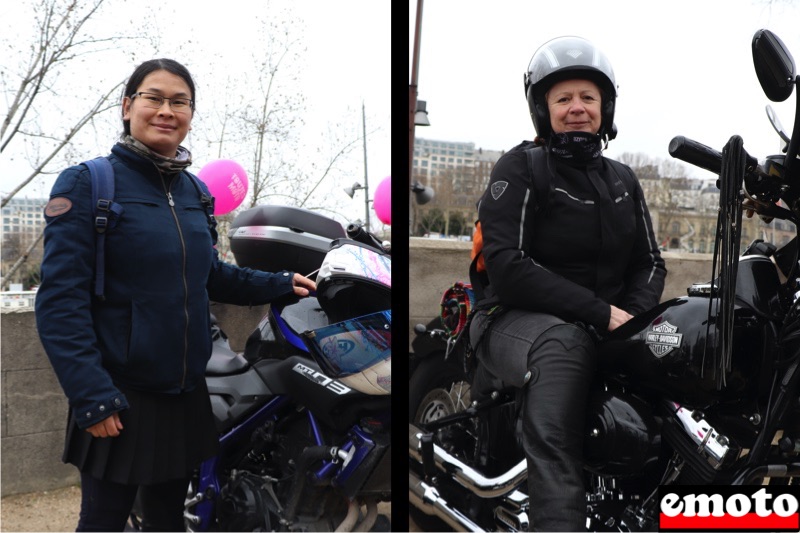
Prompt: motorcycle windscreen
<box><xmin>302</xmin><ymin>310</ymin><xmax>391</xmax><ymax>378</ymax></box>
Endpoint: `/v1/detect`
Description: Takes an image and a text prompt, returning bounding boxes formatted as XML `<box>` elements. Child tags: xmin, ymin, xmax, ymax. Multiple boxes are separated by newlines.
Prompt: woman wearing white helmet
<box><xmin>469</xmin><ymin>36</ymin><xmax>666</xmax><ymax>531</ymax></box>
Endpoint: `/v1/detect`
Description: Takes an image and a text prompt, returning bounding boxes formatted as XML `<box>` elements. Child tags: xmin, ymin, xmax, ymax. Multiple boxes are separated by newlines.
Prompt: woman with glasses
<box><xmin>35</xmin><ymin>58</ymin><xmax>316</xmax><ymax>531</ymax></box>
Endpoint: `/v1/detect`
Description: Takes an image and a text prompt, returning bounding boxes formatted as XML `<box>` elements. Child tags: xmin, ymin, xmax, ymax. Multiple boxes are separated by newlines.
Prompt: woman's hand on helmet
<box><xmin>292</xmin><ymin>273</ymin><xmax>316</xmax><ymax>297</ymax></box>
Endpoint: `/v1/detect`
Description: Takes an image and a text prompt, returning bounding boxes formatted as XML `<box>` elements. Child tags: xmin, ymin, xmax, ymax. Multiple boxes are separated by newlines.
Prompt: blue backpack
<box><xmin>82</xmin><ymin>156</ymin><xmax>216</xmax><ymax>300</ymax></box>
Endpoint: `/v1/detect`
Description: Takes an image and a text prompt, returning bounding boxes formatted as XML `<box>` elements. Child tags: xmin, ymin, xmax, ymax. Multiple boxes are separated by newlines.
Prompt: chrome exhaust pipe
<box><xmin>409</xmin><ymin>471</ymin><xmax>483</xmax><ymax>532</ymax></box>
<box><xmin>408</xmin><ymin>423</ymin><xmax>527</xmax><ymax>498</ymax></box>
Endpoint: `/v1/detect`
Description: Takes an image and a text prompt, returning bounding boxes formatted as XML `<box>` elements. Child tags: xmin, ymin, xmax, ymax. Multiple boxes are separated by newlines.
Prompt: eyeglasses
<box><xmin>130</xmin><ymin>92</ymin><xmax>193</xmax><ymax>112</ymax></box>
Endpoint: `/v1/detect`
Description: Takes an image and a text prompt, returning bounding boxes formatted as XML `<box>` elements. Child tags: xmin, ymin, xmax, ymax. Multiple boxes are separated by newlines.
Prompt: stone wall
<box><xmin>409</xmin><ymin>237</ymin><xmax>713</xmax><ymax>349</ymax></box>
<box><xmin>0</xmin><ymin>302</ymin><xmax>266</xmax><ymax>496</ymax></box>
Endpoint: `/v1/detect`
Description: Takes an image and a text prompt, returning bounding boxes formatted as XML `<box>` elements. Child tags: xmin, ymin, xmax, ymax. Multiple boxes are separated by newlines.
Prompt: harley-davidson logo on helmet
<box><xmin>645</xmin><ymin>321</ymin><xmax>683</xmax><ymax>357</ymax></box>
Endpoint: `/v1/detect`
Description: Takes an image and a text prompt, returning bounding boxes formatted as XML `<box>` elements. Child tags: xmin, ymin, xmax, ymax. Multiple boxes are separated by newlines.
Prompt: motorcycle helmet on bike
<box><xmin>524</xmin><ymin>36</ymin><xmax>618</xmax><ymax>141</ymax></box>
<box><xmin>302</xmin><ymin>240</ymin><xmax>391</xmax><ymax>395</ymax></box>
<box><xmin>314</xmin><ymin>240</ymin><xmax>391</xmax><ymax>324</ymax></box>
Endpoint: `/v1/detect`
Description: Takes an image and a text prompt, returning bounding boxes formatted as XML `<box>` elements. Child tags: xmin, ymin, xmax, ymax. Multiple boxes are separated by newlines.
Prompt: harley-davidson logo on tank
<box><xmin>646</xmin><ymin>321</ymin><xmax>683</xmax><ymax>357</ymax></box>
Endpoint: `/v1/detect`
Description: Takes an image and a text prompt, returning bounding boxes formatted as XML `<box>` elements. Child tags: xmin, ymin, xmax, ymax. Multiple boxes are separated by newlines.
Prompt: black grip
<box><xmin>669</xmin><ymin>135</ymin><xmax>759</xmax><ymax>175</ymax></box>
<box><xmin>668</xmin><ymin>135</ymin><xmax>723</xmax><ymax>174</ymax></box>
<box><xmin>345</xmin><ymin>222</ymin><xmax>387</xmax><ymax>253</ymax></box>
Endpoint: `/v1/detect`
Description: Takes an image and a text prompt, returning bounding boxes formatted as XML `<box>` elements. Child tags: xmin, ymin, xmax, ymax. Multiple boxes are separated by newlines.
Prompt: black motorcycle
<box><xmin>409</xmin><ymin>29</ymin><xmax>800</xmax><ymax>532</ymax></box>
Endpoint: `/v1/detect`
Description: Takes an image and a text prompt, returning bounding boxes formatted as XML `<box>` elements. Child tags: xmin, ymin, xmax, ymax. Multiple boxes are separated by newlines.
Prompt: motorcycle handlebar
<box><xmin>668</xmin><ymin>135</ymin><xmax>758</xmax><ymax>176</ymax></box>
<box><xmin>346</xmin><ymin>223</ymin><xmax>389</xmax><ymax>254</ymax></box>
<box><xmin>669</xmin><ymin>135</ymin><xmax>798</xmax><ymax>224</ymax></box>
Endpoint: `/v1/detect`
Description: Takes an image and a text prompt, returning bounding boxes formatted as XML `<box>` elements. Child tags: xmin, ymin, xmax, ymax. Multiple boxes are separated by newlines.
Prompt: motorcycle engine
<box><xmin>216</xmin><ymin>413</ymin><xmax>351</xmax><ymax>531</ymax></box>
<box><xmin>218</xmin><ymin>471</ymin><xmax>276</xmax><ymax>532</ymax></box>
<box><xmin>661</xmin><ymin>402</ymin><xmax>737</xmax><ymax>484</ymax></box>
<box><xmin>583</xmin><ymin>389</ymin><xmax>661</xmax><ymax>476</ymax></box>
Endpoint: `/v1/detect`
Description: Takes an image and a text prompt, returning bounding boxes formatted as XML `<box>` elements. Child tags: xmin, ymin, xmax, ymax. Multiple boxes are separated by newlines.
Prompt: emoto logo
<box><xmin>659</xmin><ymin>486</ymin><xmax>800</xmax><ymax>531</ymax></box>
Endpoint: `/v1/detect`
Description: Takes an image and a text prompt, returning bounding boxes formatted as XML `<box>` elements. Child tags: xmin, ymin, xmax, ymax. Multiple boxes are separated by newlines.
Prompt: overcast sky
<box><xmin>2</xmin><ymin>0</ymin><xmax>390</xmax><ymax>227</ymax></box>
<box><xmin>410</xmin><ymin>0</ymin><xmax>800</xmax><ymax>180</ymax></box>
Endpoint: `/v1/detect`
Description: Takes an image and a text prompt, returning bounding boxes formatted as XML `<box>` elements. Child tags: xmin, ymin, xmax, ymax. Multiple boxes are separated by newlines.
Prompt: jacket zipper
<box><xmin>161</xmin><ymin>174</ymin><xmax>191</xmax><ymax>390</ymax></box>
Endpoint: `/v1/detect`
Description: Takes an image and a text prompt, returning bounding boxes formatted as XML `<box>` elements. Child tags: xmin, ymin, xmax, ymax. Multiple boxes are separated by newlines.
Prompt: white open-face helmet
<box><xmin>302</xmin><ymin>240</ymin><xmax>391</xmax><ymax>395</ymax></box>
<box><xmin>315</xmin><ymin>240</ymin><xmax>391</xmax><ymax>324</ymax></box>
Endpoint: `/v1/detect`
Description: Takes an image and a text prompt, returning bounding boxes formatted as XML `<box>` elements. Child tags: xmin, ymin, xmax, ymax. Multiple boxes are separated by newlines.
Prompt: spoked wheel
<box><xmin>413</xmin><ymin>379</ymin><xmax>472</xmax><ymax>425</ymax></box>
<box><xmin>409</xmin><ymin>352</ymin><xmax>471</xmax><ymax>425</ymax></box>
<box><xmin>409</xmin><ymin>352</ymin><xmax>481</xmax><ymax>464</ymax></box>
<box><xmin>408</xmin><ymin>352</ymin><xmax>475</xmax><ymax>532</ymax></box>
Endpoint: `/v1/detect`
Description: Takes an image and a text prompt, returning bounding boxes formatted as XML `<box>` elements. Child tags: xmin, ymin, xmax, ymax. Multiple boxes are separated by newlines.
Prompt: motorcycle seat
<box><xmin>206</xmin><ymin>343</ymin><xmax>249</xmax><ymax>375</ymax></box>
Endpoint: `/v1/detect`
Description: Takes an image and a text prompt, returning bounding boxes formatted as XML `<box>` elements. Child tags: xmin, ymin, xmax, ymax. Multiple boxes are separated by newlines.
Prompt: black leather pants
<box><xmin>471</xmin><ymin>309</ymin><xmax>596</xmax><ymax>532</ymax></box>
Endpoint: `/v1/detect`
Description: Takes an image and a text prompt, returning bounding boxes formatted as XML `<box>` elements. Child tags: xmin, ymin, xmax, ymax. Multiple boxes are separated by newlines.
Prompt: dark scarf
<box><xmin>548</xmin><ymin>131</ymin><xmax>603</xmax><ymax>163</ymax></box>
<box><xmin>120</xmin><ymin>135</ymin><xmax>193</xmax><ymax>175</ymax></box>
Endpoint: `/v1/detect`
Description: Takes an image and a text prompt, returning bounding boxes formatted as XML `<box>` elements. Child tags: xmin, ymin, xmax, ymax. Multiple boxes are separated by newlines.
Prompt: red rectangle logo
<box><xmin>658</xmin><ymin>486</ymin><xmax>800</xmax><ymax>532</ymax></box>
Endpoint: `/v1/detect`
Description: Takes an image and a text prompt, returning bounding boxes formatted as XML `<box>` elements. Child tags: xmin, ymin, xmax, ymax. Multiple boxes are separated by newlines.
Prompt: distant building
<box><xmin>412</xmin><ymin>138</ymin><xmax>503</xmax><ymax>237</ymax></box>
<box><xmin>2</xmin><ymin>197</ymin><xmax>46</xmax><ymax>238</ymax></box>
<box><xmin>412</xmin><ymin>136</ymin><xmax>794</xmax><ymax>254</ymax></box>
<box><xmin>2</xmin><ymin>197</ymin><xmax>47</xmax><ymax>287</ymax></box>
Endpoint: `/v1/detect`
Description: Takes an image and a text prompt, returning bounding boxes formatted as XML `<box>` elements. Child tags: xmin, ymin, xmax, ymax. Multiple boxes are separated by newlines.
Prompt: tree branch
<box><xmin>1</xmin><ymin>79</ymin><xmax>123</xmax><ymax>207</ymax></box>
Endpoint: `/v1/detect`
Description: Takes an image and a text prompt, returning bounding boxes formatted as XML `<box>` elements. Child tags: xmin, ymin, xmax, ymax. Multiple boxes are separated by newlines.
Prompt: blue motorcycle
<box><xmin>132</xmin><ymin>206</ymin><xmax>391</xmax><ymax>532</ymax></box>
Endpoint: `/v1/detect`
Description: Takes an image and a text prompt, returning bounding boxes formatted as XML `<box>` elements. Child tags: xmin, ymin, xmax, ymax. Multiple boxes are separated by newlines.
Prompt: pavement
<box><xmin>0</xmin><ymin>486</ymin><xmax>394</xmax><ymax>532</ymax></box>
<box><xmin>1</xmin><ymin>485</ymin><xmax>81</xmax><ymax>532</ymax></box>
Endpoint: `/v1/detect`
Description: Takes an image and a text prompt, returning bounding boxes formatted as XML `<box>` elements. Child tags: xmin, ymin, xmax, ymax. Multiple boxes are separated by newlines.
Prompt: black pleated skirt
<box><xmin>63</xmin><ymin>381</ymin><xmax>218</xmax><ymax>485</ymax></box>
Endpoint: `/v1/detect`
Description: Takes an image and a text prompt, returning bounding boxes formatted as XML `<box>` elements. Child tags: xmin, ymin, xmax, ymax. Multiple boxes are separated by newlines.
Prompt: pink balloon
<box><xmin>197</xmin><ymin>160</ymin><xmax>249</xmax><ymax>215</ymax></box>
<box><xmin>373</xmin><ymin>176</ymin><xmax>391</xmax><ymax>225</ymax></box>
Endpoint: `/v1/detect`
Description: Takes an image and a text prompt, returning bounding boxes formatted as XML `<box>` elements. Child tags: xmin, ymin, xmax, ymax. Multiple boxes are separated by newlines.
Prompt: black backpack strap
<box><xmin>603</xmin><ymin>158</ymin><xmax>638</xmax><ymax>200</ymax></box>
<box><xmin>525</xmin><ymin>145</ymin><xmax>552</xmax><ymax>214</ymax></box>
<box><xmin>84</xmin><ymin>157</ymin><xmax>123</xmax><ymax>300</ymax></box>
<box><xmin>184</xmin><ymin>171</ymin><xmax>219</xmax><ymax>245</ymax></box>
<box><xmin>471</xmin><ymin>145</ymin><xmax>550</xmax><ymax>307</ymax></box>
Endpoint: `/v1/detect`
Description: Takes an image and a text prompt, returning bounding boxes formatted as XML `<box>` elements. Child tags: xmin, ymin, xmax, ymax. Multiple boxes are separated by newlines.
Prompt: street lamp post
<box><xmin>409</xmin><ymin>0</ymin><xmax>433</xmax><ymax>236</ymax></box>
<box><xmin>344</xmin><ymin>182</ymin><xmax>371</xmax><ymax>234</ymax></box>
<box><xmin>361</xmin><ymin>102</ymin><xmax>370</xmax><ymax>234</ymax></box>
<box><xmin>409</xmin><ymin>0</ymin><xmax>424</xmax><ymax>188</ymax></box>
<box><xmin>344</xmin><ymin>103</ymin><xmax>371</xmax><ymax>233</ymax></box>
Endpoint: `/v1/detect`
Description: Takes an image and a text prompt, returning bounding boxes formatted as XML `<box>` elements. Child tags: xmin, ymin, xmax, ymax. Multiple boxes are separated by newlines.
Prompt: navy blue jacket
<box><xmin>35</xmin><ymin>144</ymin><xmax>295</xmax><ymax>429</ymax></box>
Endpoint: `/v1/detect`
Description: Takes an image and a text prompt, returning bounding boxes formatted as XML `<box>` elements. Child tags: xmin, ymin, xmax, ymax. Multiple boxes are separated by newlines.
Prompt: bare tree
<box><xmin>617</xmin><ymin>152</ymin><xmax>653</xmax><ymax>172</ymax></box>
<box><xmin>659</xmin><ymin>158</ymin><xmax>689</xmax><ymax>179</ymax></box>
<box><xmin>0</xmin><ymin>0</ymin><xmax>154</xmax><ymax>288</ymax></box>
<box><xmin>2</xmin><ymin>0</ymin><xmax>386</xmax><ymax>285</ymax></box>
<box><xmin>1</xmin><ymin>0</ymin><xmax>132</xmax><ymax>207</ymax></box>
<box><xmin>415</xmin><ymin>166</ymin><xmax>458</xmax><ymax>236</ymax></box>
<box><xmin>617</xmin><ymin>152</ymin><xmax>690</xmax><ymax>181</ymax></box>
<box><xmin>1</xmin><ymin>232</ymin><xmax>45</xmax><ymax>291</ymax></box>
<box><xmin>200</xmin><ymin>9</ymin><xmax>371</xmax><ymax>225</ymax></box>
<box><xmin>2</xmin><ymin>82</ymin><xmax>123</xmax><ymax>206</ymax></box>
<box><xmin>617</xmin><ymin>152</ymin><xmax>660</xmax><ymax>180</ymax></box>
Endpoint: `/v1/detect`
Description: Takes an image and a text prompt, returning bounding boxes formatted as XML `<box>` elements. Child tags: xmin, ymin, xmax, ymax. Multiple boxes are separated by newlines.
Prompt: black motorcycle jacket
<box><xmin>477</xmin><ymin>141</ymin><xmax>666</xmax><ymax>330</ymax></box>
